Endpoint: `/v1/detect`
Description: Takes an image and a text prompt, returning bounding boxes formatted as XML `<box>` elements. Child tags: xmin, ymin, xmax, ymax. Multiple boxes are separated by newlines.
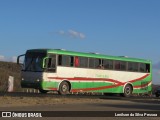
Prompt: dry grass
<box><xmin>0</xmin><ymin>96</ymin><xmax>103</xmax><ymax>107</ymax></box>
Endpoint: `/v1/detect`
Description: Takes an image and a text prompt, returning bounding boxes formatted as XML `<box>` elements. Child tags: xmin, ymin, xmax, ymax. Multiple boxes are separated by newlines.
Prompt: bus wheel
<box><xmin>122</xmin><ymin>84</ymin><xmax>132</xmax><ymax>97</ymax></box>
<box><xmin>58</xmin><ymin>81</ymin><xmax>70</xmax><ymax>95</ymax></box>
<box><xmin>39</xmin><ymin>89</ymin><xmax>48</xmax><ymax>94</ymax></box>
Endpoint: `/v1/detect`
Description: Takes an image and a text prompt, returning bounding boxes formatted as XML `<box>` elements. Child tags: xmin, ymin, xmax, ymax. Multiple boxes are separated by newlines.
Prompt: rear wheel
<box><xmin>58</xmin><ymin>81</ymin><xmax>70</xmax><ymax>95</ymax></box>
<box><xmin>122</xmin><ymin>84</ymin><xmax>132</xmax><ymax>97</ymax></box>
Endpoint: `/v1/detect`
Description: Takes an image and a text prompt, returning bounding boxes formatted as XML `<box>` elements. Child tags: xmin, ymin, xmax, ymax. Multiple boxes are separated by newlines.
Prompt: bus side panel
<box><xmin>132</xmin><ymin>74</ymin><xmax>152</xmax><ymax>94</ymax></box>
<box><xmin>41</xmin><ymin>67</ymin><xmax>152</xmax><ymax>94</ymax></box>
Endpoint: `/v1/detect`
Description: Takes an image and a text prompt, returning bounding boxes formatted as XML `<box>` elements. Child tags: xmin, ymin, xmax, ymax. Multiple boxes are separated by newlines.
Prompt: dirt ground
<box><xmin>0</xmin><ymin>96</ymin><xmax>106</xmax><ymax>107</ymax></box>
<box><xmin>1</xmin><ymin>95</ymin><xmax>160</xmax><ymax>108</ymax></box>
<box><xmin>1</xmin><ymin>95</ymin><xmax>160</xmax><ymax>120</ymax></box>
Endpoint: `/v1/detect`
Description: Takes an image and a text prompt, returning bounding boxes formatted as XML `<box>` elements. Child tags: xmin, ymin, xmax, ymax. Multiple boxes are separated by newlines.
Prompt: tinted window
<box><xmin>146</xmin><ymin>64</ymin><xmax>150</xmax><ymax>72</ymax></box>
<box><xmin>121</xmin><ymin>61</ymin><xmax>126</xmax><ymax>70</ymax></box>
<box><xmin>78</xmin><ymin>57</ymin><xmax>88</xmax><ymax>68</ymax></box>
<box><xmin>95</xmin><ymin>59</ymin><xmax>101</xmax><ymax>68</ymax></box>
<box><xmin>114</xmin><ymin>61</ymin><xmax>126</xmax><ymax>70</ymax></box>
<box><xmin>128</xmin><ymin>62</ymin><xmax>139</xmax><ymax>72</ymax></box>
<box><xmin>89</xmin><ymin>58</ymin><xmax>95</xmax><ymax>68</ymax></box>
<box><xmin>58</xmin><ymin>55</ymin><xmax>74</xmax><ymax>67</ymax></box>
<box><xmin>103</xmin><ymin>59</ymin><xmax>113</xmax><ymax>69</ymax></box>
<box><xmin>114</xmin><ymin>61</ymin><xmax>121</xmax><ymax>70</ymax></box>
<box><xmin>139</xmin><ymin>63</ymin><xmax>150</xmax><ymax>73</ymax></box>
<box><xmin>89</xmin><ymin>58</ymin><xmax>101</xmax><ymax>69</ymax></box>
<box><xmin>44</xmin><ymin>54</ymin><xmax>56</xmax><ymax>72</ymax></box>
<box><xmin>140</xmin><ymin>63</ymin><xmax>145</xmax><ymax>72</ymax></box>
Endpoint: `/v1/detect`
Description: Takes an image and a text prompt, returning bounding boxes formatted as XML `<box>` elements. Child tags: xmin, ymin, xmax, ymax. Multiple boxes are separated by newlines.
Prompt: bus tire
<box><xmin>104</xmin><ymin>93</ymin><xmax>114</xmax><ymax>96</ymax></box>
<box><xmin>39</xmin><ymin>89</ymin><xmax>48</xmax><ymax>94</ymax></box>
<box><xmin>122</xmin><ymin>84</ymin><xmax>132</xmax><ymax>97</ymax></box>
<box><xmin>58</xmin><ymin>81</ymin><xmax>70</xmax><ymax>95</ymax></box>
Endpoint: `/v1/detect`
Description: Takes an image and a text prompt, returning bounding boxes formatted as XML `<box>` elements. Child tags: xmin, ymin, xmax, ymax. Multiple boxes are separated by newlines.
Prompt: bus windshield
<box><xmin>24</xmin><ymin>52</ymin><xmax>46</xmax><ymax>72</ymax></box>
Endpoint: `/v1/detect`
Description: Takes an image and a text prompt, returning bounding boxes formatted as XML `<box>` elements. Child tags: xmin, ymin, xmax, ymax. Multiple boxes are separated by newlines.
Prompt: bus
<box><xmin>17</xmin><ymin>49</ymin><xmax>152</xmax><ymax>97</ymax></box>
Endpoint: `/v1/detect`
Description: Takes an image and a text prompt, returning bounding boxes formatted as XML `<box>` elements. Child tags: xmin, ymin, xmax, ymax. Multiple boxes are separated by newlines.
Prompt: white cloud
<box><xmin>11</xmin><ymin>56</ymin><xmax>17</xmax><ymax>63</ymax></box>
<box><xmin>0</xmin><ymin>55</ymin><xmax>5</xmax><ymax>61</ymax></box>
<box><xmin>0</xmin><ymin>55</ymin><xmax>17</xmax><ymax>63</ymax></box>
<box><xmin>68</xmin><ymin>29</ymin><xmax>86</xmax><ymax>39</ymax></box>
<box><xmin>58</xmin><ymin>30</ymin><xmax>65</xmax><ymax>35</ymax></box>
<box><xmin>54</xmin><ymin>29</ymin><xmax>86</xmax><ymax>39</ymax></box>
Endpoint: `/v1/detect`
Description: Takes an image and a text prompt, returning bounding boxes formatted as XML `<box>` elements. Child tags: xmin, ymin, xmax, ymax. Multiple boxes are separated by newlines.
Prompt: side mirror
<box><xmin>42</xmin><ymin>57</ymin><xmax>49</xmax><ymax>68</ymax></box>
<box><xmin>17</xmin><ymin>54</ymin><xmax>25</xmax><ymax>65</ymax></box>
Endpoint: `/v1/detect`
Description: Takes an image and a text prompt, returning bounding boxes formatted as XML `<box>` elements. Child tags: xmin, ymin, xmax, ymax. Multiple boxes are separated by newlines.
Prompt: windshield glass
<box><xmin>24</xmin><ymin>52</ymin><xmax>46</xmax><ymax>72</ymax></box>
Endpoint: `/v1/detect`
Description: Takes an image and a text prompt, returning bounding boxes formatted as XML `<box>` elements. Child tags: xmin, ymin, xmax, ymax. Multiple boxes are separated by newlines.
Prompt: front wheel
<box><xmin>58</xmin><ymin>81</ymin><xmax>70</xmax><ymax>95</ymax></box>
<box><xmin>39</xmin><ymin>89</ymin><xmax>48</xmax><ymax>94</ymax></box>
<box><xmin>122</xmin><ymin>84</ymin><xmax>132</xmax><ymax>97</ymax></box>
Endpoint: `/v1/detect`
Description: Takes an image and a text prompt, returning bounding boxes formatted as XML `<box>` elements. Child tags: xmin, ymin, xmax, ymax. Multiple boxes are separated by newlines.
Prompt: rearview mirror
<box><xmin>17</xmin><ymin>54</ymin><xmax>25</xmax><ymax>65</ymax></box>
<box><xmin>42</xmin><ymin>57</ymin><xmax>49</xmax><ymax>68</ymax></box>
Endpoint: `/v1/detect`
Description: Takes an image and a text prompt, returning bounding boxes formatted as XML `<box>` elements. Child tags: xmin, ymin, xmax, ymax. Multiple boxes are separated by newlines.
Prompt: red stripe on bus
<box><xmin>133</xmin><ymin>81</ymin><xmax>151</xmax><ymax>89</ymax></box>
<box><xmin>48</xmin><ymin>77</ymin><xmax>123</xmax><ymax>84</ymax></box>
<box><xmin>47</xmin><ymin>74</ymin><xmax>150</xmax><ymax>92</ymax></box>
<box><xmin>48</xmin><ymin>74</ymin><xmax>149</xmax><ymax>84</ymax></box>
<box><xmin>129</xmin><ymin>74</ymin><xmax>149</xmax><ymax>83</ymax></box>
<box><xmin>71</xmin><ymin>83</ymin><xmax>125</xmax><ymax>92</ymax></box>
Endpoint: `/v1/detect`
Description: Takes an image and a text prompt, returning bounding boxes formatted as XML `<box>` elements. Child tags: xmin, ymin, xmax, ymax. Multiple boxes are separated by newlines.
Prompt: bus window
<box><xmin>58</xmin><ymin>55</ymin><xmax>62</xmax><ymax>65</ymax></box>
<box><xmin>139</xmin><ymin>63</ymin><xmax>150</xmax><ymax>73</ymax></box>
<box><xmin>89</xmin><ymin>58</ymin><xmax>94</xmax><ymax>68</ymax></box>
<box><xmin>128</xmin><ymin>62</ymin><xmax>139</xmax><ymax>72</ymax></box>
<box><xmin>95</xmin><ymin>59</ymin><xmax>101</xmax><ymax>68</ymax></box>
<box><xmin>139</xmin><ymin>63</ymin><xmax>146</xmax><ymax>72</ymax></box>
<box><xmin>61</xmin><ymin>55</ymin><xmax>69</xmax><ymax>66</ymax></box>
<box><xmin>146</xmin><ymin>64</ymin><xmax>150</xmax><ymax>73</ymax></box>
<box><xmin>115</xmin><ymin>61</ymin><xmax>120</xmax><ymax>70</ymax></box>
<box><xmin>44</xmin><ymin>56</ymin><xmax>56</xmax><ymax>72</ymax></box>
<box><xmin>69</xmin><ymin>56</ymin><xmax>74</xmax><ymax>67</ymax></box>
<box><xmin>120</xmin><ymin>61</ymin><xmax>126</xmax><ymax>70</ymax></box>
<box><xmin>114</xmin><ymin>61</ymin><xmax>126</xmax><ymax>71</ymax></box>
<box><xmin>79</xmin><ymin>57</ymin><xmax>88</xmax><ymax>68</ymax></box>
<box><xmin>58</xmin><ymin>55</ymin><xmax>73</xmax><ymax>67</ymax></box>
<box><xmin>103</xmin><ymin>59</ymin><xmax>113</xmax><ymax>69</ymax></box>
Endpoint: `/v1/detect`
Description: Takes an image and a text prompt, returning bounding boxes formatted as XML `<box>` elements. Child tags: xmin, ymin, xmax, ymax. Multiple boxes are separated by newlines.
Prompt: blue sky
<box><xmin>0</xmin><ymin>0</ymin><xmax>160</xmax><ymax>84</ymax></box>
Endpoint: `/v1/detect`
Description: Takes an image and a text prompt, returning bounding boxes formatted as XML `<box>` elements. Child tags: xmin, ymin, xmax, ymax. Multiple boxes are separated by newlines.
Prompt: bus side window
<box><xmin>120</xmin><ymin>61</ymin><xmax>126</xmax><ymax>70</ymax></box>
<box><xmin>58</xmin><ymin>55</ymin><xmax>62</xmax><ymax>65</ymax></box>
<box><xmin>95</xmin><ymin>59</ymin><xmax>101</xmax><ymax>68</ymax></box>
<box><xmin>45</xmin><ymin>57</ymin><xmax>56</xmax><ymax>72</ymax></box>
<box><xmin>139</xmin><ymin>63</ymin><xmax>146</xmax><ymax>72</ymax></box>
<box><xmin>128</xmin><ymin>62</ymin><xmax>133</xmax><ymax>71</ymax></box>
<box><xmin>104</xmin><ymin>59</ymin><xmax>113</xmax><ymax>69</ymax></box>
<box><xmin>146</xmin><ymin>64</ymin><xmax>150</xmax><ymax>73</ymax></box>
<box><xmin>70</xmin><ymin>56</ymin><xmax>74</xmax><ymax>67</ymax></box>
<box><xmin>47</xmin><ymin>58</ymin><xmax>52</xmax><ymax>68</ymax></box>
<box><xmin>128</xmin><ymin>62</ymin><xmax>138</xmax><ymax>72</ymax></box>
<box><xmin>89</xmin><ymin>58</ymin><xmax>94</xmax><ymax>68</ymax></box>
<box><xmin>115</xmin><ymin>61</ymin><xmax>120</xmax><ymax>70</ymax></box>
<box><xmin>60</xmin><ymin>55</ymin><xmax>70</xmax><ymax>66</ymax></box>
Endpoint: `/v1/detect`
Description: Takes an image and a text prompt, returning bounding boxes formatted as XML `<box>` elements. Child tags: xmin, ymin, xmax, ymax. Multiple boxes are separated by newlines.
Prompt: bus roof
<box><xmin>27</xmin><ymin>49</ymin><xmax>151</xmax><ymax>63</ymax></box>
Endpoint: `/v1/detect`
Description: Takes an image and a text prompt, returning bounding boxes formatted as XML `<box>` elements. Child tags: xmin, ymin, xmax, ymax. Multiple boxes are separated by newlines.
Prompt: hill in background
<box><xmin>0</xmin><ymin>61</ymin><xmax>21</xmax><ymax>91</ymax></box>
